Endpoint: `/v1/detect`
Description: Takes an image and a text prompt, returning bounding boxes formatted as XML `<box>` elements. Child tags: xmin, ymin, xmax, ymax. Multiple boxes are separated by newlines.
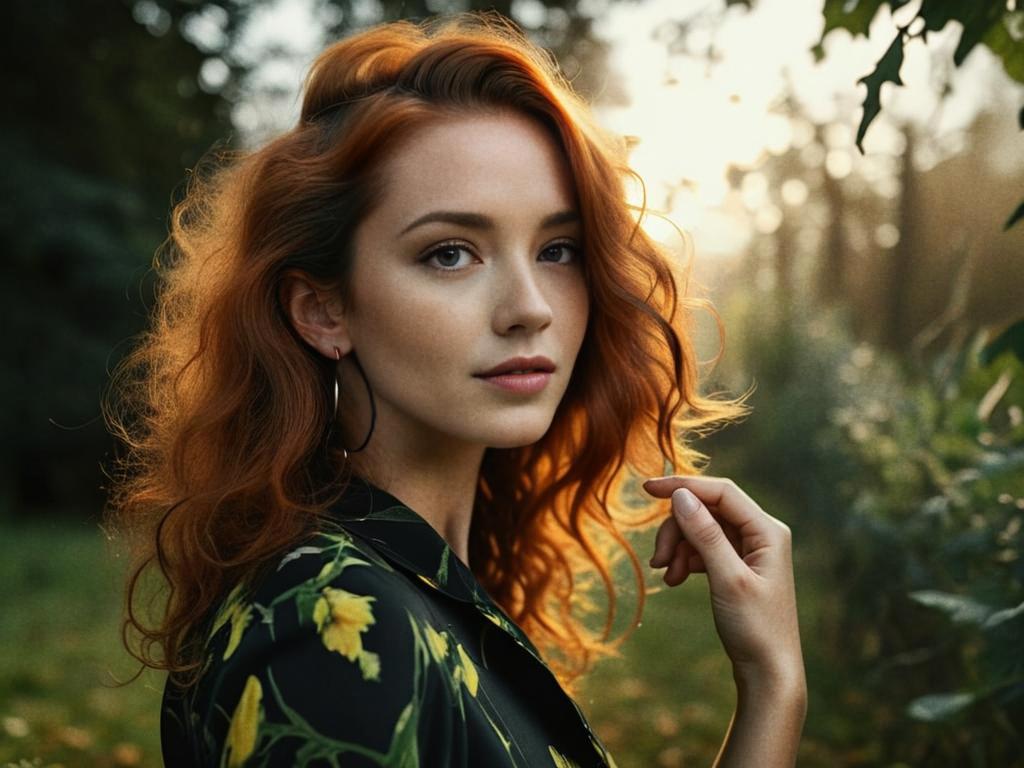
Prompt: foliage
<box><xmin>708</xmin><ymin>285</ymin><xmax>1024</xmax><ymax>764</ymax></box>
<box><xmin>801</xmin><ymin>15</ymin><xmax>1024</xmax><ymax>754</ymax></box>
<box><xmin>0</xmin><ymin>0</ymin><xmax>232</xmax><ymax>516</ymax></box>
<box><xmin>981</xmin><ymin>319</ymin><xmax>1024</xmax><ymax>368</ymax></box>
<box><xmin>822</xmin><ymin>326</ymin><xmax>1024</xmax><ymax>764</ymax></box>
<box><xmin>781</xmin><ymin>327</ymin><xmax>1024</xmax><ymax>762</ymax></box>
<box><xmin>812</xmin><ymin>0</ymin><xmax>1024</xmax><ymax>229</ymax></box>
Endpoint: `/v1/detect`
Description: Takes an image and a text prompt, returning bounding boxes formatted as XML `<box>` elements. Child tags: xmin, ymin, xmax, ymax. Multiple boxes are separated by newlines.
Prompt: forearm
<box><xmin>710</xmin><ymin>671</ymin><xmax>807</xmax><ymax>768</ymax></box>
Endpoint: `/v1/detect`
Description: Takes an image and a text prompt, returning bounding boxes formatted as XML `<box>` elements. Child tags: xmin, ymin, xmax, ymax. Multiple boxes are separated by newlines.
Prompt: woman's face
<box><xmin>339</xmin><ymin>109</ymin><xmax>589</xmax><ymax>458</ymax></box>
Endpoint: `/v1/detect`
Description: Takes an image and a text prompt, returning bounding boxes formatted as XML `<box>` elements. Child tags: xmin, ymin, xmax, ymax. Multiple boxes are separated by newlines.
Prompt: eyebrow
<box><xmin>399</xmin><ymin>209</ymin><xmax>580</xmax><ymax>236</ymax></box>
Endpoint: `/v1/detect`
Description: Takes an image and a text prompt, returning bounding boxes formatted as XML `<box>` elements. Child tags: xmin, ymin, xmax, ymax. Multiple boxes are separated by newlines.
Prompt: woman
<box><xmin>104</xmin><ymin>10</ymin><xmax>806</xmax><ymax>766</ymax></box>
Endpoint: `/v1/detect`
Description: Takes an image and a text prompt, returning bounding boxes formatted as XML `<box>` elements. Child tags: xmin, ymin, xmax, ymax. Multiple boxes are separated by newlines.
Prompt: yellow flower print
<box><xmin>423</xmin><ymin>624</ymin><xmax>449</xmax><ymax>663</ymax></box>
<box><xmin>312</xmin><ymin>587</ymin><xmax>380</xmax><ymax>680</ymax></box>
<box><xmin>455</xmin><ymin>643</ymin><xmax>478</xmax><ymax>697</ymax></box>
<box><xmin>416</xmin><ymin>573</ymin><xmax>441</xmax><ymax>590</ymax></box>
<box><xmin>210</xmin><ymin>583</ymin><xmax>247</xmax><ymax>636</ymax></box>
<box><xmin>548</xmin><ymin>745</ymin><xmax>582</xmax><ymax>768</ymax></box>
<box><xmin>358</xmin><ymin>649</ymin><xmax>381</xmax><ymax>681</ymax></box>
<box><xmin>589</xmin><ymin>734</ymin><xmax>620</xmax><ymax>768</ymax></box>
<box><xmin>225</xmin><ymin>674</ymin><xmax>262</xmax><ymax>767</ymax></box>
<box><xmin>223</xmin><ymin>602</ymin><xmax>253</xmax><ymax>660</ymax></box>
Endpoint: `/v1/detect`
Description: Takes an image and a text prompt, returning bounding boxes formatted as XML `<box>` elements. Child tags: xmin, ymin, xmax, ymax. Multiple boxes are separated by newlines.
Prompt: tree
<box><xmin>0</xmin><ymin>0</ymin><xmax>233</xmax><ymax>515</ymax></box>
<box><xmin>813</xmin><ymin>0</ymin><xmax>1024</xmax><ymax>230</ymax></box>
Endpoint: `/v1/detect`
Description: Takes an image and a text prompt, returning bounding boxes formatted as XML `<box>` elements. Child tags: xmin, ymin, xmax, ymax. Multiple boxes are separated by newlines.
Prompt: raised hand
<box><xmin>643</xmin><ymin>475</ymin><xmax>805</xmax><ymax>690</ymax></box>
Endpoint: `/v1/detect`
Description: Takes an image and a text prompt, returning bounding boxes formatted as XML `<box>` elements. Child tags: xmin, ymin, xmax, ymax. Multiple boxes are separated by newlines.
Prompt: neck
<box><xmin>346</xmin><ymin>437</ymin><xmax>486</xmax><ymax>572</ymax></box>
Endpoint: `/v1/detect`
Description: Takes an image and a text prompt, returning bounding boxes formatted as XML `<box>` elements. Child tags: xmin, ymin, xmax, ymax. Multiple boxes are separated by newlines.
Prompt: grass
<box><xmin>576</xmin><ymin>525</ymin><xmax>853</xmax><ymax>768</ymax></box>
<box><xmin>0</xmin><ymin>502</ymin><xmax>850</xmax><ymax>767</ymax></box>
<box><xmin>0</xmin><ymin>517</ymin><xmax>163</xmax><ymax>766</ymax></box>
<box><xmin>577</xmin><ymin>558</ymin><xmax>737</xmax><ymax>768</ymax></box>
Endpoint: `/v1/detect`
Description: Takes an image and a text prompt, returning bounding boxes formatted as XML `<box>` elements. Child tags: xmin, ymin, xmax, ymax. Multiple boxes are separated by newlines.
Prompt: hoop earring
<box><xmin>333</xmin><ymin>345</ymin><xmax>376</xmax><ymax>459</ymax></box>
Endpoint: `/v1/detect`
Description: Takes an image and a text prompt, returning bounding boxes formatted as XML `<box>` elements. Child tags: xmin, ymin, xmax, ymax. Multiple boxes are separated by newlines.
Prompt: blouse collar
<box><xmin>326</xmin><ymin>474</ymin><xmax>545</xmax><ymax>660</ymax></box>
<box><xmin>324</xmin><ymin>474</ymin><xmax>617</xmax><ymax>765</ymax></box>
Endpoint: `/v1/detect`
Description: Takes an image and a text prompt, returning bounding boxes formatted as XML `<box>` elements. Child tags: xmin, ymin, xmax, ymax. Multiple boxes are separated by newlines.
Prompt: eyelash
<box><xmin>417</xmin><ymin>240</ymin><xmax>581</xmax><ymax>274</ymax></box>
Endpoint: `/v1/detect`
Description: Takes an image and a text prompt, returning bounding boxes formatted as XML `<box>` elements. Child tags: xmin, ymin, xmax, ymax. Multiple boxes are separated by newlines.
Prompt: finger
<box><xmin>667</xmin><ymin>536</ymin><xmax>702</xmax><ymax>574</ymax></box>
<box><xmin>695</xmin><ymin>507</ymin><xmax>742</xmax><ymax>557</ymax></box>
<box><xmin>663</xmin><ymin>541</ymin><xmax>690</xmax><ymax>586</ymax></box>
<box><xmin>646</xmin><ymin>480</ymin><xmax>742</xmax><ymax>559</ymax></box>
<box><xmin>721</xmin><ymin>520</ymin><xmax>742</xmax><ymax>555</ymax></box>
<box><xmin>652</xmin><ymin>516</ymin><xmax>708</xmax><ymax>570</ymax></box>
<box><xmin>650</xmin><ymin>516</ymin><xmax>682</xmax><ymax>567</ymax></box>
<box><xmin>644</xmin><ymin>475</ymin><xmax>773</xmax><ymax>537</ymax></box>
<box><xmin>681</xmin><ymin>537</ymin><xmax>703</xmax><ymax>571</ymax></box>
<box><xmin>649</xmin><ymin>483</ymin><xmax>745</xmax><ymax>570</ymax></box>
<box><xmin>647</xmin><ymin>475</ymin><xmax>787</xmax><ymax>576</ymax></box>
<box><xmin>667</xmin><ymin>486</ymin><xmax>747</xmax><ymax>588</ymax></box>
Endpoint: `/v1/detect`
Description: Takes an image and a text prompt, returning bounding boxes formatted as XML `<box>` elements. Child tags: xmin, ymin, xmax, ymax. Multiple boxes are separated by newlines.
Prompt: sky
<box><xmin>187</xmin><ymin>0</ymin><xmax>1024</xmax><ymax>259</ymax></box>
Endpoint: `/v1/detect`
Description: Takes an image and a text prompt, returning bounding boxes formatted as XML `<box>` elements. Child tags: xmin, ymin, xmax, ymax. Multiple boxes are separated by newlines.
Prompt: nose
<box><xmin>491</xmin><ymin>255</ymin><xmax>554</xmax><ymax>335</ymax></box>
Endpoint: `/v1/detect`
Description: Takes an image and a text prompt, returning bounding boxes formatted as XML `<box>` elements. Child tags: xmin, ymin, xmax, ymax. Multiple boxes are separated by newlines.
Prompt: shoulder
<box><xmin>203</xmin><ymin>527</ymin><xmax>421</xmax><ymax>666</ymax></box>
<box><xmin>183</xmin><ymin>528</ymin><xmax>450</xmax><ymax>766</ymax></box>
<box><xmin>207</xmin><ymin>525</ymin><xmax>432</xmax><ymax>680</ymax></box>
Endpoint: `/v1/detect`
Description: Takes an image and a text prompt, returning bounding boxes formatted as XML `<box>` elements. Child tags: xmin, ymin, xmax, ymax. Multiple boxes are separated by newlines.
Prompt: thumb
<box><xmin>671</xmin><ymin>487</ymin><xmax>746</xmax><ymax>589</ymax></box>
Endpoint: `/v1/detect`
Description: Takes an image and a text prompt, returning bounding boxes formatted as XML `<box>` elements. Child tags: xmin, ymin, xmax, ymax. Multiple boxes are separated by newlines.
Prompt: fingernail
<box><xmin>672</xmin><ymin>487</ymin><xmax>699</xmax><ymax>515</ymax></box>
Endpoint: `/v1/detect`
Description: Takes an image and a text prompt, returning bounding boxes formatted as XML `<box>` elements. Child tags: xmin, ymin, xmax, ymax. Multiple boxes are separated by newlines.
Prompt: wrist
<box><xmin>732</xmin><ymin>659</ymin><xmax>807</xmax><ymax>706</ymax></box>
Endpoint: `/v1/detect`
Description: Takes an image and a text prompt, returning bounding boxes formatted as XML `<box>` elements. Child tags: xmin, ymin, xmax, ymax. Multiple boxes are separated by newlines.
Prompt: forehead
<box><xmin>372</xmin><ymin>110</ymin><xmax>578</xmax><ymax>221</ymax></box>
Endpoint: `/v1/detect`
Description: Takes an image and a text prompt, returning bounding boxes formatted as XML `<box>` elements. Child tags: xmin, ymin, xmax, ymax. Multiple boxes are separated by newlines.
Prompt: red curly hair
<box><xmin>102</xmin><ymin>10</ymin><xmax>752</xmax><ymax>697</ymax></box>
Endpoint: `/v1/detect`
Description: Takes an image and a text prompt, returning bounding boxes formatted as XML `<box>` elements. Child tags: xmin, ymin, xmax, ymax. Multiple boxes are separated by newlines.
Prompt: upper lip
<box><xmin>475</xmin><ymin>355</ymin><xmax>556</xmax><ymax>377</ymax></box>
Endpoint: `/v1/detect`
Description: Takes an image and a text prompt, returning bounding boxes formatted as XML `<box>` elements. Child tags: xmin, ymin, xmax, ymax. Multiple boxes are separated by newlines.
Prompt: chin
<box><xmin>478</xmin><ymin>418</ymin><xmax>556</xmax><ymax>449</ymax></box>
<box><xmin>484</xmin><ymin>435</ymin><xmax>547</xmax><ymax>450</ymax></box>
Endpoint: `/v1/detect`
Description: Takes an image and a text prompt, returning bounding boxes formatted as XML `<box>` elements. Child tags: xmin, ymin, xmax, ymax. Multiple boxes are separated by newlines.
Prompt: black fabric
<box><xmin>159</xmin><ymin>475</ymin><xmax>618</xmax><ymax>767</ymax></box>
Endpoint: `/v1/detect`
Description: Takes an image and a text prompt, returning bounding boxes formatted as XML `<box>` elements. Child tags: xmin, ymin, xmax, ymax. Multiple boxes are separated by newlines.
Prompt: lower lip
<box><xmin>474</xmin><ymin>371</ymin><xmax>552</xmax><ymax>394</ymax></box>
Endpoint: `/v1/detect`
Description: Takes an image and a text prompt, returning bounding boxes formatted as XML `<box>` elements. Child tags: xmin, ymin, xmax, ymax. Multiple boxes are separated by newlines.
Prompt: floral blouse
<box><xmin>160</xmin><ymin>475</ymin><xmax>619</xmax><ymax>767</ymax></box>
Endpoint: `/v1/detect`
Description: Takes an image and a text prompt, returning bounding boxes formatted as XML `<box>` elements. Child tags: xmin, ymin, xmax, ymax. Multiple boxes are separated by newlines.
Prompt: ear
<box><xmin>279</xmin><ymin>271</ymin><xmax>351</xmax><ymax>359</ymax></box>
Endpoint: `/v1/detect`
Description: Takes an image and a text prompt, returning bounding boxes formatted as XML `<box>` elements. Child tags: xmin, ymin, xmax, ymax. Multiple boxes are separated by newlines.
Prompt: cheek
<box><xmin>562</xmin><ymin>277</ymin><xmax>590</xmax><ymax>343</ymax></box>
<box><xmin>360</xmin><ymin>283</ymin><xmax>476</xmax><ymax>375</ymax></box>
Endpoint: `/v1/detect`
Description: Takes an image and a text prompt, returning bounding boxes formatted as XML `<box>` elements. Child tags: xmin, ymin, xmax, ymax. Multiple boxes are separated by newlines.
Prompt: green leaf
<box><xmin>812</xmin><ymin>0</ymin><xmax>887</xmax><ymax>62</ymax></box>
<box><xmin>917</xmin><ymin>0</ymin><xmax>962</xmax><ymax>33</ymax></box>
<box><xmin>1005</xmin><ymin>200</ymin><xmax>1024</xmax><ymax>230</ymax></box>
<box><xmin>952</xmin><ymin>2</ymin><xmax>1006</xmax><ymax>68</ymax></box>
<box><xmin>907</xmin><ymin>589</ymin><xmax>994</xmax><ymax>625</ymax></box>
<box><xmin>980</xmin><ymin>319</ymin><xmax>1024</xmax><ymax>365</ymax></box>
<box><xmin>982</xmin><ymin>599</ymin><xmax>1024</xmax><ymax>630</ymax></box>
<box><xmin>820</xmin><ymin>0</ymin><xmax>887</xmax><ymax>39</ymax></box>
<box><xmin>907</xmin><ymin>691</ymin><xmax>976</xmax><ymax>721</ymax></box>
<box><xmin>855</xmin><ymin>30</ymin><xmax>906</xmax><ymax>153</ymax></box>
<box><xmin>982</xmin><ymin>11</ymin><xmax>1024</xmax><ymax>84</ymax></box>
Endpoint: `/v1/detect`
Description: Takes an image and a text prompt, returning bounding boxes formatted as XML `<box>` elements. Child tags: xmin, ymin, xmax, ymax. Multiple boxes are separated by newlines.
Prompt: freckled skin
<box><xmin>326</xmin><ymin>109</ymin><xmax>590</xmax><ymax>561</ymax></box>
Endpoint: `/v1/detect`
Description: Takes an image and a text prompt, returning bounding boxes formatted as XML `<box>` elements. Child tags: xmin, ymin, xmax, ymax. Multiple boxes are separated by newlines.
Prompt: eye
<box><xmin>418</xmin><ymin>241</ymin><xmax>476</xmax><ymax>272</ymax></box>
<box><xmin>540</xmin><ymin>241</ymin><xmax>580</xmax><ymax>264</ymax></box>
<box><xmin>417</xmin><ymin>239</ymin><xmax>582</xmax><ymax>275</ymax></box>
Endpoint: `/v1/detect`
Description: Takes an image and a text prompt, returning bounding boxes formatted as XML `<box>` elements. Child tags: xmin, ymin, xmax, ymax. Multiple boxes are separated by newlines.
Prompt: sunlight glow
<box><xmin>590</xmin><ymin>0</ymin><xmax>1020</xmax><ymax>258</ymax></box>
<box><xmin>233</xmin><ymin>0</ymin><xmax>1023</xmax><ymax>260</ymax></box>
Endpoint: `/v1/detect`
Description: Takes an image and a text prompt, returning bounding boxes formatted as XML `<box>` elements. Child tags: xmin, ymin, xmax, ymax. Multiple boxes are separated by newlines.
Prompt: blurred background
<box><xmin>2</xmin><ymin>0</ymin><xmax>1022</xmax><ymax>765</ymax></box>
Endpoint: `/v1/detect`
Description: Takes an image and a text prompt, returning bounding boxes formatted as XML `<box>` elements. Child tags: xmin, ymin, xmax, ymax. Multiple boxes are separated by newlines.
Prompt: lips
<box><xmin>474</xmin><ymin>355</ymin><xmax>556</xmax><ymax>377</ymax></box>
